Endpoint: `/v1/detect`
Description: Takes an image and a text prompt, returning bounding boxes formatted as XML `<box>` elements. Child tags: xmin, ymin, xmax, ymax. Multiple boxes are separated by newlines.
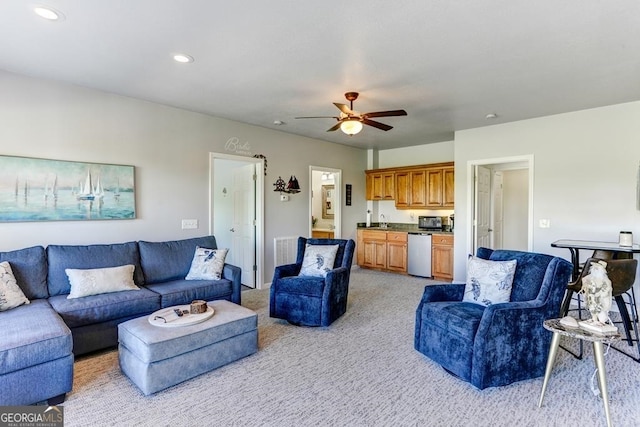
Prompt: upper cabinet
<box><xmin>366</xmin><ymin>162</ymin><xmax>454</xmax><ymax>209</ymax></box>
<box><xmin>366</xmin><ymin>171</ymin><xmax>395</xmax><ymax>200</ymax></box>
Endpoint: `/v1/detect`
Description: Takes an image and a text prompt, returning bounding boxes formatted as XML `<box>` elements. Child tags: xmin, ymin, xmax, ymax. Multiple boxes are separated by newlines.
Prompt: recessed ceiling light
<box><xmin>273</xmin><ymin>120</ymin><xmax>286</xmax><ymax>126</ymax></box>
<box><xmin>485</xmin><ymin>113</ymin><xmax>498</xmax><ymax>120</ymax></box>
<box><xmin>33</xmin><ymin>6</ymin><xmax>64</xmax><ymax>21</ymax></box>
<box><xmin>173</xmin><ymin>54</ymin><xmax>194</xmax><ymax>63</ymax></box>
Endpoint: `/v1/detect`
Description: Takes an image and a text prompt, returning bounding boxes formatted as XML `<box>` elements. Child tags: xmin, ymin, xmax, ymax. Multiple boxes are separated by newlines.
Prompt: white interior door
<box><xmin>474</xmin><ymin>165</ymin><xmax>491</xmax><ymax>253</ymax></box>
<box><xmin>232</xmin><ymin>164</ymin><xmax>256</xmax><ymax>288</ymax></box>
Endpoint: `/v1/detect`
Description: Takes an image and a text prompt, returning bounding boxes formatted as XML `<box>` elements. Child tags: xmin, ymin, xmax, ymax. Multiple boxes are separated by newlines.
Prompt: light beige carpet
<box><xmin>62</xmin><ymin>268</ymin><xmax>640</xmax><ymax>427</ymax></box>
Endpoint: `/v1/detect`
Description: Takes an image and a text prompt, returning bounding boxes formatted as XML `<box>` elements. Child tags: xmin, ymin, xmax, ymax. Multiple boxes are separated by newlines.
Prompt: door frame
<box><xmin>209</xmin><ymin>152</ymin><xmax>265</xmax><ymax>289</ymax></box>
<box><xmin>309</xmin><ymin>166</ymin><xmax>342</xmax><ymax>238</ymax></box>
<box><xmin>466</xmin><ymin>155</ymin><xmax>534</xmax><ymax>257</ymax></box>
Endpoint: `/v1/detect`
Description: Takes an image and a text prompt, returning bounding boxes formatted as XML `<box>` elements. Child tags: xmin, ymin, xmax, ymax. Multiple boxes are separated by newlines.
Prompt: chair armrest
<box><xmin>273</xmin><ymin>263</ymin><xmax>301</xmax><ymax>281</ymax></box>
<box><xmin>471</xmin><ymin>299</ymin><xmax>552</xmax><ymax>388</ymax></box>
<box><xmin>223</xmin><ymin>263</ymin><xmax>242</xmax><ymax>304</ymax></box>
<box><xmin>420</xmin><ymin>283</ymin><xmax>465</xmax><ymax>304</ymax></box>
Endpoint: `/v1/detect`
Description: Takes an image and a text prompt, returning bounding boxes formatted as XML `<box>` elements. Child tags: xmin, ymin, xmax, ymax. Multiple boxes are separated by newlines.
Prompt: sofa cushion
<box><xmin>47</xmin><ymin>241</ymin><xmax>144</xmax><ymax>297</ymax></box>
<box><xmin>0</xmin><ymin>246</ymin><xmax>48</xmax><ymax>300</ymax></box>
<box><xmin>66</xmin><ymin>264</ymin><xmax>139</xmax><ymax>299</ymax></box>
<box><xmin>0</xmin><ymin>261</ymin><xmax>30</xmax><ymax>311</ymax></box>
<box><xmin>419</xmin><ymin>301</ymin><xmax>486</xmax><ymax>342</ymax></box>
<box><xmin>185</xmin><ymin>247</ymin><xmax>228</xmax><ymax>280</ymax></box>
<box><xmin>274</xmin><ymin>276</ymin><xmax>326</xmax><ymax>297</ymax></box>
<box><xmin>48</xmin><ymin>287</ymin><xmax>160</xmax><ymax>328</ymax></box>
<box><xmin>0</xmin><ymin>299</ymin><xmax>72</xmax><ymax>375</ymax></box>
<box><xmin>463</xmin><ymin>257</ymin><xmax>517</xmax><ymax>306</ymax></box>
<box><xmin>484</xmin><ymin>250</ymin><xmax>554</xmax><ymax>302</ymax></box>
<box><xmin>145</xmin><ymin>278</ymin><xmax>233</xmax><ymax>308</ymax></box>
<box><xmin>139</xmin><ymin>236</ymin><xmax>218</xmax><ymax>284</ymax></box>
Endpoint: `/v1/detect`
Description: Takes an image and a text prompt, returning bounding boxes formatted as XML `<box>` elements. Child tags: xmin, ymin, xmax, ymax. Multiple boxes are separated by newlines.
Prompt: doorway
<box><xmin>209</xmin><ymin>153</ymin><xmax>264</xmax><ymax>289</ymax></box>
<box><xmin>309</xmin><ymin>166</ymin><xmax>341</xmax><ymax>238</ymax></box>
<box><xmin>468</xmin><ymin>156</ymin><xmax>533</xmax><ymax>255</ymax></box>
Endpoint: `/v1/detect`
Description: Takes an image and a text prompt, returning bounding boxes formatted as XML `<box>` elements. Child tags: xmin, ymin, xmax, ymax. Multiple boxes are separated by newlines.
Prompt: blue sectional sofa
<box><xmin>0</xmin><ymin>235</ymin><xmax>241</xmax><ymax>406</ymax></box>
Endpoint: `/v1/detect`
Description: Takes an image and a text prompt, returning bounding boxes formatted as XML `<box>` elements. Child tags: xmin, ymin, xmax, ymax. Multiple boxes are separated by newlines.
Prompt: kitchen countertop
<box><xmin>356</xmin><ymin>223</ymin><xmax>453</xmax><ymax>234</ymax></box>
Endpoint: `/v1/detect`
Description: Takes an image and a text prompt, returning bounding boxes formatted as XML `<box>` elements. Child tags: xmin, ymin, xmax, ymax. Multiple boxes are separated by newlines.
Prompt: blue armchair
<box><xmin>270</xmin><ymin>237</ymin><xmax>356</xmax><ymax>326</ymax></box>
<box><xmin>414</xmin><ymin>248</ymin><xmax>572</xmax><ymax>389</ymax></box>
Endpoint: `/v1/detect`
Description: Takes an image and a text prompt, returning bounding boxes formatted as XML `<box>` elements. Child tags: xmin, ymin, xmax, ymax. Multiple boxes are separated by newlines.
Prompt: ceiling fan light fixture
<box><xmin>340</xmin><ymin>119</ymin><xmax>363</xmax><ymax>136</ymax></box>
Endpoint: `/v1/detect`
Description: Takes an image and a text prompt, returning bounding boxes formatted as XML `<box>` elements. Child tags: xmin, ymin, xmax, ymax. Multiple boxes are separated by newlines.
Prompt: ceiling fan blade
<box><xmin>295</xmin><ymin>116</ymin><xmax>340</xmax><ymax>119</ymax></box>
<box><xmin>362</xmin><ymin>118</ymin><xmax>393</xmax><ymax>131</ymax></box>
<box><xmin>326</xmin><ymin>122</ymin><xmax>342</xmax><ymax>132</ymax></box>
<box><xmin>362</xmin><ymin>109</ymin><xmax>408</xmax><ymax>118</ymax></box>
<box><xmin>333</xmin><ymin>103</ymin><xmax>354</xmax><ymax>115</ymax></box>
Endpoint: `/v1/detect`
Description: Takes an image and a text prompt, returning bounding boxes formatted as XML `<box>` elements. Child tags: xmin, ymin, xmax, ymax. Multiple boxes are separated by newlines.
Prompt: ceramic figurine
<box><xmin>578</xmin><ymin>260</ymin><xmax>617</xmax><ymax>334</ymax></box>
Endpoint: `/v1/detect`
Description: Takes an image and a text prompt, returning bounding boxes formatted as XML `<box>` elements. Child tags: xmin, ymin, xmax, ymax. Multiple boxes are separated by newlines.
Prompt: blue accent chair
<box><xmin>414</xmin><ymin>248</ymin><xmax>572</xmax><ymax>389</ymax></box>
<box><xmin>270</xmin><ymin>237</ymin><xmax>356</xmax><ymax>327</ymax></box>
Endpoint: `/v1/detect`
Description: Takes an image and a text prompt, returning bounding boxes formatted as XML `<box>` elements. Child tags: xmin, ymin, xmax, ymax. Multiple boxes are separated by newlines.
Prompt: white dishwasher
<box><xmin>408</xmin><ymin>232</ymin><xmax>432</xmax><ymax>278</ymax></box>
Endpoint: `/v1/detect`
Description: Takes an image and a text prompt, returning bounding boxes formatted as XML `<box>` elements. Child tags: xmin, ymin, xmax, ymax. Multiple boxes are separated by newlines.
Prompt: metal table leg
<box><xmin>538</xmin><ymin>332</ymin><xmax>561</xmax><ymax>408</ymax></box>
<box><xmin>593</xmin><ymin>341</ymin><xmax>613</xmax><ymax>427</ymax></box>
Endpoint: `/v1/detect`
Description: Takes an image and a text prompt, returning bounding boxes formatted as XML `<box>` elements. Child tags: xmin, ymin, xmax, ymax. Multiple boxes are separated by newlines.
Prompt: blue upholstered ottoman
<box><xmin>118</xmin><ymin>300</ymin><xmax>257</xmax><ymax>395</ymax></box>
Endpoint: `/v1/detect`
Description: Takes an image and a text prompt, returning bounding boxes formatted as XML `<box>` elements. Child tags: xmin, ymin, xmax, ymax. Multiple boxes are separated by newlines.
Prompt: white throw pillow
<box><xmin>185</xmin><ymin>247</ymin><xmax>228</xmax><ymax>280</ymax></box>
<box><xmin>299</xmin><ymin>244</ymin><xmax>339</xmax><ymax>277</ymax></box>
<box><xmin>463</xmin><ymin>257</ymin><xmax>517</xmax><ymax>306</ymax></box>
<box><xmin>66</xmin><ymin>264</ymin><xmax>139</xmax><ymax>299</ymax></box>
<box><xmin>0</xmin><ymin>261</ymin><xmax>30</xmax><ymax>311</ymax></box>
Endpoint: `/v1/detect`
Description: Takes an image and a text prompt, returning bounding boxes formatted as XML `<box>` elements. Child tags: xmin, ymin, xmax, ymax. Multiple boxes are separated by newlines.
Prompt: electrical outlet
<box><xmin>539</xmin><ymin>219</ymin><xmax>550</xmax><ymax>229</ymax></box>
<box><xmin>181</xmin><ymin>219</ymin><xmax>198</xmax><ymax>229</ymax></box>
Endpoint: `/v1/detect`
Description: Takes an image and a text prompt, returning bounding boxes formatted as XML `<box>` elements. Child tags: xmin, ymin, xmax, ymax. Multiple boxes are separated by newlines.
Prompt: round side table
<box><xmin>538</xmin><ymin>318</ymin><xmax>621</xmax><ymax>427</ymax></box>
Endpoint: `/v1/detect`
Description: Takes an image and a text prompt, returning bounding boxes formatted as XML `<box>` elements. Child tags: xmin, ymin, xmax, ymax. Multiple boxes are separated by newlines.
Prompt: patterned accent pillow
<box><xmin>299</xmin><ymin>244</ymin><xmax>339</xmax><ymax>277</ymax></box>
<box><xmin>0</xmin><ymin>261</ymin><xmax>30</xmax><ymax>311</ymax></box>
<box><xmin>185</xmin><ymin>247</ymin><xmax>228</xmax><ymax>280</ymax></box>
<box><xmin>463</xmin><ymin>257</ymin><xmax>517</xmax><ymax>306</ymax></box>
<box><xmin>65</xmin><ymin>264</ymin><xmax>139</xmax><ymax>299</ymax></box>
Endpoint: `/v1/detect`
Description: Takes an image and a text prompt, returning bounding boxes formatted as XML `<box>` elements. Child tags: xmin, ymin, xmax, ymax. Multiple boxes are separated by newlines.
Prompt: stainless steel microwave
<box><xmin>418</xmin><ymin>216</ymin><xmax>442</xmax><ymax>230</ymax></box>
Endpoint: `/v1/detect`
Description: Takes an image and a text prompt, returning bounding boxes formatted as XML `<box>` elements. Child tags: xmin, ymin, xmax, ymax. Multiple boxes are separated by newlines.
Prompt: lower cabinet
<box><xmin>357</xmin><ymin>229</ymin><xmax>407</xmax><ymax>273</ymax></box>
<box><xmin>312</xmin><ymin>230</ymin><xmax>334</xmax><ymax>239</ymax></box>
<box><xmin>431</xmin><ymin>234</ymin><xmax>454</xmax><ymax>281</ymax></box>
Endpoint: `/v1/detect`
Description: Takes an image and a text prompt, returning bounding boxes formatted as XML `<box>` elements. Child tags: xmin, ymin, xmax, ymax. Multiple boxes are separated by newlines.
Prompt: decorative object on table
<box><xmin>149</xmin><ymin>304</ymin><xmax>214</xmax><ymax>327</ymax></box>
<box><xmin>0</xmin><ymin>155</ymin><xmax>135</xmax><ymax>222</ymax></box>
<box><xmin>578</xmin><ymin>260</ymin><xmax>618</xmax><ymax>334</ymax></box>
<box><xmin>190</xmin><ymin>300</ymin><xmax>207</xmax><ymax>314</ymax></box>
<box><xmin>619</xmin><ymin>231</ymin><xmax>633</xmax><ymax>247</ymax></box>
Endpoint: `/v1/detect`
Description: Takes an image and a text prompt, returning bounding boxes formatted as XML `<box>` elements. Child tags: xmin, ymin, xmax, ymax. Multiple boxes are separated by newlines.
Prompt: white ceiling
<box><xmin>1</xmin><ymin>1</ymin><xmax>639</xmax><ymax>150</ymax></box>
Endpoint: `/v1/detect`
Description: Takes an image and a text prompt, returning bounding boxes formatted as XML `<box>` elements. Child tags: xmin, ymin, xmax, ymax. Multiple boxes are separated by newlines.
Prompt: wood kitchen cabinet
<box><xmin>431</xmin><ymin>233</ymin><xmax>454</xmax><ymax>281</ymax></box>
<box><xmin>366</xmin><ymin>171</ymin><xmax>395</xmax><ymax>200</ymax></box>
<box><xmin>426</xmin><ymin>166</ymin><xmax>455</xmax><ymax>208</ymax></box>
<box><xmin>357</xmin><ymin>229</ymin><xmax>407</xmax><ymax>273</ymax></box>
<box><xmin>312</xmin><ymin>230</ymin><xmax>334</xmax><ymax>239</ymax></box>
<box><xmin>366</xmin><ymin>162</ymin><xmax>454</xmax><ymax>209</ymax></box>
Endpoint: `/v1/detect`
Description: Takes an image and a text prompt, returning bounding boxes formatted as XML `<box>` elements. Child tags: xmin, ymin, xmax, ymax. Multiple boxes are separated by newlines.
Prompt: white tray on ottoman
<box><xmin>118</xmin><ymin>300</ymin><xmax>257</xmax><ymax>395</ymax></box>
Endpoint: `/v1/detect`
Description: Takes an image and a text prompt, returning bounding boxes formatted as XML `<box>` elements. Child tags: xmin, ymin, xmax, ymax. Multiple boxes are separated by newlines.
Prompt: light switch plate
<box><xmin>539</xmin><ymin>219</ymin><xmax>550</xmax><ymax>228</ymax></box>
<box><xmin>182</xmin><ymin>219</ymin><xmax>198</xmax><ymax>229</ymax></box>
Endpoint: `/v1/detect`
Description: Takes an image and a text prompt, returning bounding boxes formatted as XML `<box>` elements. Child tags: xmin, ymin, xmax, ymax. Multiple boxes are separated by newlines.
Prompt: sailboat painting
<box><xmin>0</xmin><ymin>155</ymin><xmax>135</xmax><ymax>222</ymax></box>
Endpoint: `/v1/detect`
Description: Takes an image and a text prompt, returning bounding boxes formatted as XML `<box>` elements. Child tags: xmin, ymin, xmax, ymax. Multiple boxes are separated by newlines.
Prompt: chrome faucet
<box><xmin>379</xmin><ymin>214</ymin><xmax>387</xmax><ymax>229</ymax></box>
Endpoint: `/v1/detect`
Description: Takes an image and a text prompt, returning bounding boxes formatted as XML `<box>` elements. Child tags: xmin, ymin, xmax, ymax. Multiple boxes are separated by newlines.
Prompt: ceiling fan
<box><xmin>295</xmin><ymin>92</ymin><xmax>407</xmax><ymax>136</ymax></box>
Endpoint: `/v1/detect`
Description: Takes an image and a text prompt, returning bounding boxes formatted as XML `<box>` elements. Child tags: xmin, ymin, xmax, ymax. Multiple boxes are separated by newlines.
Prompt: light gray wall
<box><xmin>0</xmin><ymin>71</ymin><xmax>367</xmax><ymax>286</ymax></box>
<box><xmin>453</xmin><ymin>101</ymin><xmax>640</xmax><ymax>282</ymax></box>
